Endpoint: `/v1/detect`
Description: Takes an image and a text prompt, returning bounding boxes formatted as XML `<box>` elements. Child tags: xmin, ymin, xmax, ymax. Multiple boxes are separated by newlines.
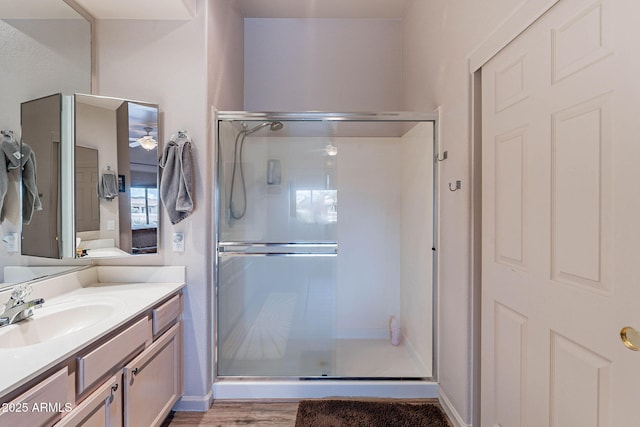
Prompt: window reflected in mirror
<box><xmin>131</xmin><ymin>187</ymin><xmax>158</xmax><ymax>228</ymax></box>
<box><xmin>130</xmin><ymin>187</ymin><xmax>158</xmax><ymax>255</ymax></box>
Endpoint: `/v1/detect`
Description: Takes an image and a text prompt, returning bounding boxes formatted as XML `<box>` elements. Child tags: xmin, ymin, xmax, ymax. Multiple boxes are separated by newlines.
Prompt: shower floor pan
<box><xmin>215</xmin><ymin>338</ymin><xmax>436</xmax><ymax>399</ymax></box>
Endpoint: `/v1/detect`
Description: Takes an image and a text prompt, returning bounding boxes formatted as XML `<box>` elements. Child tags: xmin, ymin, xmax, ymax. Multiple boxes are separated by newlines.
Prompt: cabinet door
<box><xmin>57</xmin><ymin>375</ymin><xmax>122</xmax><ymax>427</ymax></box>
<box><xmin>123</xmin><ymin>322</ymin><xmax>182</xmax><ymax>427</ymax></box>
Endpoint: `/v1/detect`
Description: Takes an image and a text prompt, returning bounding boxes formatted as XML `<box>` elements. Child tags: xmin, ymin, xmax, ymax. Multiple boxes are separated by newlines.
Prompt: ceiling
<box><xmin>0</xmin><ymin>0</ymin><xmax>196</xmax><ymax>20</ymax></box>
<box><xmin>237</xmin><ymin>0</ymin><xmax>411</xmax><ymax>19</ymax></box>
<box><xmin>0</xmin><ymin>0</ymin><xmax>409</xmax><ymax>20</ymax></box>
<box><xmin>72</xmin><ymin>0</ymin><xmax>195</xmax><ymax>20</ymax></box>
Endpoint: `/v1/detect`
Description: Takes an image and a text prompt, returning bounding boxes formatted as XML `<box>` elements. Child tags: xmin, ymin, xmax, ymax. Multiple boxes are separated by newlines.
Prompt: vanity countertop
<box><xmin>0</xmin><ymin>266</ymin><xmax>185</xmax><ymax>399</ymax></box>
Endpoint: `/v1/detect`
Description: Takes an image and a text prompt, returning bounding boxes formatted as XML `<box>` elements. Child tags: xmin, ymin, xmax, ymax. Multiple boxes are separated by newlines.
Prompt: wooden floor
<box><xmin>165</xmin><ymin>399</ymin><xmax>446</xmax><ymax>427</ymax></box>
<box><xmin>165</xmin><ymin>401</ymin><xmax>300</xmax><ymax>426</ymax></box>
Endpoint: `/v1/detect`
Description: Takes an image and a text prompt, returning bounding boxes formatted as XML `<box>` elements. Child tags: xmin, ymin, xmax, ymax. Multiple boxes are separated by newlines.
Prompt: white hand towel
<box><xmin>98</xmin><ymin>171</ymin><xmax>118</xmax><ymax>200</ymax></box>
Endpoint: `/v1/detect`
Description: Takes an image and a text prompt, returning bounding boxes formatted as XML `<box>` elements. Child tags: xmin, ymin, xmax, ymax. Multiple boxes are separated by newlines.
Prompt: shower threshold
<box><xmin>212</xmin><ymin>378</ymin><xmax>439</xmax><ymax>400</ymax></box>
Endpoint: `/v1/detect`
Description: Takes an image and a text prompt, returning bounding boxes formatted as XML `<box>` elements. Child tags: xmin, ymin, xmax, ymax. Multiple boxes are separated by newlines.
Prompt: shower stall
<box><xmin>214</xmin><ymin>112</ymin><xmax>438</xmax><ymax>398</ymax></box>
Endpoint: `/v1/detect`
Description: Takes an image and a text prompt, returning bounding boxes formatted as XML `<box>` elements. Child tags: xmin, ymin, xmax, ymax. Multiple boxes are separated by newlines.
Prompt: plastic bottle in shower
<box><xmin>389</xmin><ymin>315</ymin><xmax>401</xmax><ymax>346</ymax></box>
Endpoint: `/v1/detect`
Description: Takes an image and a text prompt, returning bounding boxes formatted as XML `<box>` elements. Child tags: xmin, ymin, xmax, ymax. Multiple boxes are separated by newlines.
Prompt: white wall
<box><xmin>0</xmin><ymin>19</ymin><xmax>91</xmax><ymax>131</ymax></box>
<box><xmin>93</xmin><ymin>0</ymin><xmax>244</xmax><ymax>410</ymax></box>
<box><xmin>208</xmin><ymin>2</ymin><xmax>245</xmax><ymax>114</ymax></box>
<box><xmin>244</xmin><ymin>18</ymin><xmax>403</xmax><ymax>112</ymax></box>
<box><xmin>402</xmin><ymin>0</ymin><xmax>530</xmax><ymax>424</ymax></box>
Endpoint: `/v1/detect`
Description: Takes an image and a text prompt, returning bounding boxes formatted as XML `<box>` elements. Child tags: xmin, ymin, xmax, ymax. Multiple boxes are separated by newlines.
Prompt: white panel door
<box><xmin>482</xmin><ymin>0</ymin><xmax>640</xmax><ymax>425</ymax></box>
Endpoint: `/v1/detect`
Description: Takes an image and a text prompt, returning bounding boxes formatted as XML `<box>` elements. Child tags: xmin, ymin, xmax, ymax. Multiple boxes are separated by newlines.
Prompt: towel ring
<box><xmin>171</xmin><ymin>130</ymin><xmax>191</xmax><ymax>142</ymax></box>
<box><xmin>1</xmin><ymin>130</ymin><xmax>17</xmax><ymax>142</ymax></box>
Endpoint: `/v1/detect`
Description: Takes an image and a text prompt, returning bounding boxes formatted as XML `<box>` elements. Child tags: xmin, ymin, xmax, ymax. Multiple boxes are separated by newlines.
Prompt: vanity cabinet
<box><xmin>58</xmin><ymin>293</ymin><xmax>183</xmax><ymax>427</ymax></box>
<box><xmin>0</xmin><ymin>290</ymin><xmax>183</xmax><ymax>427</ymax></box>
<box><xmin>64</xmin><ymin>321</ymin><xmax>182</xmax><ymax>427</ymax></box>
<box><xmin>62</xmin><ymin>292</ymin><xmax>182</xmax><ymax>427</ymax></box>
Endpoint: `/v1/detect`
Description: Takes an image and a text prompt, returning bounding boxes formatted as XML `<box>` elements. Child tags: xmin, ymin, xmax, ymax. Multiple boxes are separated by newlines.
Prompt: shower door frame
<box><xmin>213</xmin><ymin>111</ymin><xmax>440</xmax><ymax>386</ymax></box>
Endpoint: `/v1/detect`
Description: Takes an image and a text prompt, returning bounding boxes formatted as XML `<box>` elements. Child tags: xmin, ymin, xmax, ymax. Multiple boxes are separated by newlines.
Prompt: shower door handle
<box><xmin>218</xmin><ymin>242</ymin><xmax>337</xmax><ymax>257</ymax></box>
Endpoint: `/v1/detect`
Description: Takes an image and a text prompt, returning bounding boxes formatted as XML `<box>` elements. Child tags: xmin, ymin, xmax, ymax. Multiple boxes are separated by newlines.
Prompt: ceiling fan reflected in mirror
<box><xmin>135</xmin><ymin>127</ymin><xmax>157</xmax><ymax>151</ymax></box>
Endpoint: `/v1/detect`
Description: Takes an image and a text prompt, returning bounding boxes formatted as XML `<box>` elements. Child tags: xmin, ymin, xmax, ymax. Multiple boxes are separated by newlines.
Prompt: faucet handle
<box><xmin>11</xmin><ymin>284</ymin><xmax>32</xmax><ymax>302</ymax></box>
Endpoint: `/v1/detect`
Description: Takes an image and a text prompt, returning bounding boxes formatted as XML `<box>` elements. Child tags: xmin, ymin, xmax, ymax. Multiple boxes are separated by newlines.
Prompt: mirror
<box><xmin>20</xmin><ymin>94</ymin><xmax>64</xmax><ymax>259</ymax></box>
<box><xmin>74</xmin><ymin>94</ymin><xmax>159</xmax><ymax>258</ymax></box>
<box><xmin>76</xmin><ymin>146</ymin><xmax>100</xmax><ymax>233</ymax></box>
<box><xmin>14</xmin><ymin>93</ymin><xmax>160</xmax><ymax>260</ymax></box>
<box><xmin>0</xmin><ymin>2</ymin><xmax>91</xmax><ymax>287</ymax></box>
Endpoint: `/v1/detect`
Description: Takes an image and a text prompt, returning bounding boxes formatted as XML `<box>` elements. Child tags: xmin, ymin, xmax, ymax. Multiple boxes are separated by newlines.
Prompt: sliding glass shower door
<box><xmin>216</xmin><ymin>113</ymin><xmax>436</xmax><ymax>380</ymax></box>
<box><xmin>217</xmin><ymin>122</ymin><xmax>338</xmax><ymax>377</ymax></box>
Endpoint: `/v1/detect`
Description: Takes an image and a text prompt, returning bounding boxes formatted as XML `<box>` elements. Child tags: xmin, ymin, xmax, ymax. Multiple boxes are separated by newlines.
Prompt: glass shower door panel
<box><xmin>218</xmin><ymin>129</ymin><xmax>337</xmax><ymax>244</ymax></box>
<box><xmin>217</xmin><ymin>255</ymin><xmax>336</xmax><ymax>377</ymax></box>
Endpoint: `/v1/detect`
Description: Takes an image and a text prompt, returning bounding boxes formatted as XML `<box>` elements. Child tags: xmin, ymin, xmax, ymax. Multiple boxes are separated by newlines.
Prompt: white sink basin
<box><xmin>0</xmin><ymin>303</ymin><xmax>115</xmax><ymax>348</ymax></box>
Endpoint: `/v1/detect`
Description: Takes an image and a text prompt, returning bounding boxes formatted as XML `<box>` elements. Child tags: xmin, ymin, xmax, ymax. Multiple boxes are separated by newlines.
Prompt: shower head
<box><xmin>229</xmin><ymin>120</ymin><xmax>285</xmax><ymax>223</ymax></box>
<box><xmin>244</xmin><ymin>121</ymin><xmax>284</xmax><ymax>135</ymax></box>
<box><xmin>269</xmin><ymin>121</ymin><xmax>284</xmax><ymax>131</ymax></box>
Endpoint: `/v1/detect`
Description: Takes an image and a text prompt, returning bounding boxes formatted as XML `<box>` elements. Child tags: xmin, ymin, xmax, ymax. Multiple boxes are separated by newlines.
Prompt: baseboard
<box><xmin>439</xmin><ymin>388</ymin><xmax>471</xmax><ymax>427</ymax></box>
<box><xmin>173</xmin><ymin>391</ymin><xmax>213</xmax><ymax>412</ymax></box>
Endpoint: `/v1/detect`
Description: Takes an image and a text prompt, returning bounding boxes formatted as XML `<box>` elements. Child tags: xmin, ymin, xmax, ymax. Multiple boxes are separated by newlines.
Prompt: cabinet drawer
<box><xmin>152</xmin><ymin>294</ymin><xmax>181</xmax><ymax>336</ymax></box>
<box><xmin>0</xmin><ymin>367</ymin><xmax>68</xmax><ymax>427</ymax></box>
<box><xmin>77</xmin><ymin>317</ymin><xmax>150</xmax><ymax>394</ymax></box>
<box><xmin>57</xmin><ymin>374</ymin><xmax>122</xmax><ymax>427</ymax></box>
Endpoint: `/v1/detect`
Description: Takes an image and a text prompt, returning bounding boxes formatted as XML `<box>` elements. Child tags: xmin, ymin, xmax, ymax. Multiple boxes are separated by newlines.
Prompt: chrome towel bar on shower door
<box><xmin>218</xmin><ymin>242</ymin><xmax>338</xmax><ymax>257</ymax></box>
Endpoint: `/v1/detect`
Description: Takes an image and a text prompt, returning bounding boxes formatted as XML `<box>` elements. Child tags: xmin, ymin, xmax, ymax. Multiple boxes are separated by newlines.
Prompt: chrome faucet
<box><xmin>0</xmin><ymin>285</ymin><xmax>44</xmax><ymax>327</ymax></box>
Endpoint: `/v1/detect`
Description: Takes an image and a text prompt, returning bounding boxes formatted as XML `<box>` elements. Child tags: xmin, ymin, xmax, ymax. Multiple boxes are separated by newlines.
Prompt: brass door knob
<box><xmin>620</xmin><ymin>327</ymin><xmax>640</xmax><ymax>351</ymax></box>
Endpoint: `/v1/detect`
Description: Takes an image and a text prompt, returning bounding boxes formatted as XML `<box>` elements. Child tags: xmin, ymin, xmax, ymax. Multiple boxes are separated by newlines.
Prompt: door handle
<box><xmin>620</xmin><ymin>326</ymin><xmax>640</xmax><ymax>351</ymax></box>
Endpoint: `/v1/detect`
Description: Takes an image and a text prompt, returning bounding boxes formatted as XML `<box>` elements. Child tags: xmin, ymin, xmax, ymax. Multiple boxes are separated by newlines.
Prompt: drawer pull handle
<box><xmin>111</xmin><ymin>383</ymin><xmax>118</xmax><ymax>392</ymax></box>
<box><xmin>131</xmin><ymin>368</ymin><xmax>139</xmax><ymax>376</ymax></box>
